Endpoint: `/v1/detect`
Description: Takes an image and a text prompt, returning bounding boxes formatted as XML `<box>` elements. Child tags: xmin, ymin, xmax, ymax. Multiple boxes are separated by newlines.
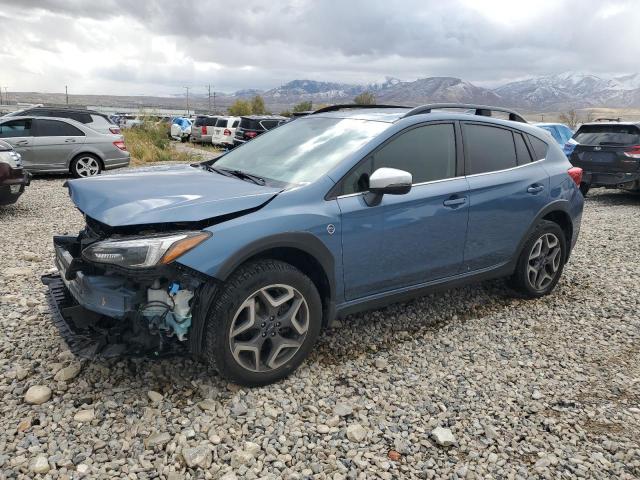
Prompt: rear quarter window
<box><xmin>89</xmin><ymin>115</ymin><xmax>112</xmax><ymax>127</ymax></box>
<box><xmin>514</xmin><ymin>132</ymin><xmax>533</xmax><ymax>165</ymax></box>
<box><xmin>528</xmin><ymin>135</ymin><xmax>549</xmax><ymax>160</ymax></box>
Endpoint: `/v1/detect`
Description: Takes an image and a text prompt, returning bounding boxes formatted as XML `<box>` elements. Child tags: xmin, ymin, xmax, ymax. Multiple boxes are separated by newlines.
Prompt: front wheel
<box><xmin>202</xmin><ymin>260</ymin><xmax>322</xmax><ymax>386</ymax></box>
<box><xmin>509</xmin><ymin>220</ymin><xmax>567</xmax><ymax>298</ymax></box>
<box><xmin>71</xmin><ymin>154</ymin><xmax>102</xmax><ymax>178</ymax></box>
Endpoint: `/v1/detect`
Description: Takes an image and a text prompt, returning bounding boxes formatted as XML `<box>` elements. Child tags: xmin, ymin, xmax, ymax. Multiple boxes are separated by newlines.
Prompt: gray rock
<box><xmin>145</xmin><ymin>432</ymin><xmax>172</xmax><ymax>448</ymax></box>
<box><xmin>74</xmin><ymin>409</ymin><xmax>95</xmax><ymax>423</ymax></box>
<box><xmin>24</xmin><ymin>385</ymin><xmax>52</xmax><ymax>405</ymax></box>
<box><xmin>182</xmin><ymin>444</ymin><xmax>212</xmax><ymax>468</ymax></box>
<box><xmin>334</xmin><ymin>403</ymin><xmax>353</xmax><ymax>417</ymax></box>
<box><xmin>346</xmin><ymin>424</ymin><xmax>367</xmax><ymax>442</ymax></box>
<box><xmin>147</xmin><ymin>390</ymin><xmax>163</xmax><ymax>403</ymax></box>
<box><xmin>431</xmin><ymin>426</ymin><xmax>456</xmax><ymax>446</ymax></box>
<box><xmin>54</xmin><ymin>363</ymin><xmax>82</xmax><ymax>382</ymax></box>
<box><xmin>29</xmin><ymin>454</ymin><xmax>50</xmax><ymax>474</ymax></box>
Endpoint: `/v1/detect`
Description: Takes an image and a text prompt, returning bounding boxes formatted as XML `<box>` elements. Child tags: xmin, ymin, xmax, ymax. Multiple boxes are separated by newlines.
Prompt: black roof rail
<box><xmin>312</xmin><ymin>104</ymin><xmax>409</xmax><ymax>114</ymax></box>
<box><xmin>402</xmin><ymin>103</ymin><xmax>527</xmax><ymax>123</ymax></box>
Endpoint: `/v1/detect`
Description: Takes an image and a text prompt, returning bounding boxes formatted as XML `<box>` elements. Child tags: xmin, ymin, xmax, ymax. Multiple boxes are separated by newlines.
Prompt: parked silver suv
<box><xmin>0</xmin><ymin>116</ymin><xmax>130</xmax><ymax>177</ymax></box>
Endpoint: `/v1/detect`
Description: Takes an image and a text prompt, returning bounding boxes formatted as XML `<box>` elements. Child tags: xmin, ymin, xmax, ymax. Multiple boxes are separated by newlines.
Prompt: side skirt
<box><xmin>335</xmin><ymin>262</ymin><xmax>514</xmax><ymax>319</ymax></box>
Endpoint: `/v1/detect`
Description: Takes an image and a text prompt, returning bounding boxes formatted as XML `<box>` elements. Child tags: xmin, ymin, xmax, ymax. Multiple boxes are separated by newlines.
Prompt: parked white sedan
<box><xmin>211</xmin><ymin>116</ymin><xmax>240</xmax><ymax>148</ymax></box>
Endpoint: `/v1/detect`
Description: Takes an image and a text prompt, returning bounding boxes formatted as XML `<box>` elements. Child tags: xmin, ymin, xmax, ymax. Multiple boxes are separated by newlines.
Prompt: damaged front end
<box><xmin>41</xmin><ymin>219</ymin><xmax>213</xmax><ymax>359</ymax></box>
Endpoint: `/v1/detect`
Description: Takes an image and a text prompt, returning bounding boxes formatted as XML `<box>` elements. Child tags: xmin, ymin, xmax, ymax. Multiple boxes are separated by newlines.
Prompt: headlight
<box><xmin>2</xmin><ymin>151</ymin><xmax>21</xmax><ymax>168</ymax></box>
<box><xmin>82</xmin><ymin>231</ymin><xmax>211</xmax><ymax>269</ymax></box>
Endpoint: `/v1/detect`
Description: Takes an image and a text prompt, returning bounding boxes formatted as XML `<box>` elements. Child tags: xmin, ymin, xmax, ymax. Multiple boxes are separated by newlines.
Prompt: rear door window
<box><xmin>35</xmin><ymin>119</ymin><xmax>85</xmax><ymax>137</ymax></box>
<box><xmin>463</xmin><ymin>123</ymin><xmax>517</xmax><ymax>174</ymax></box>
<box><xmin>528</xmin><ymin>135</ymin><xmax>548</xmax><ymax>160</ymax></box>
<box><xmin>341</xmin><ymin>123</ymin><xmax>456</xmax><ymax>195</ymax></box>
<box><xmin>573</xmin><ymin>125</ymin><xmax>640</xmax><ymax>146</ymax></box>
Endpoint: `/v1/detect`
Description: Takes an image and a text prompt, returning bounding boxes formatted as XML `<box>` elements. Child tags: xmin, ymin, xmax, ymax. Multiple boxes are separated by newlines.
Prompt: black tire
<box><xmin>509</xmin><ymin>220</ymin><xmax>567</xmax><ymax>298</ymax></box>
<box><xmin>70</xmin><ymin>154</ymin><xmax>102</xmax><ymax>178</ymax></box>
<box><xmin>579</xmin><ymin>182</ymin><xmax>590</xmax><ymax>197</ymax></box>
<box><xmin>202</xmin><ymin>259</ymin><xmax>322</xmax><ymax>387</ymax></box>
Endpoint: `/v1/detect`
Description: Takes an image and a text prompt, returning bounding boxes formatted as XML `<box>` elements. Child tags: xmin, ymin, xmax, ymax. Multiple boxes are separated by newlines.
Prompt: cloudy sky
<box><xmin>0</xmin><ymin>0</ymin><xmax>638</xmax><ymax>96</ymax></box>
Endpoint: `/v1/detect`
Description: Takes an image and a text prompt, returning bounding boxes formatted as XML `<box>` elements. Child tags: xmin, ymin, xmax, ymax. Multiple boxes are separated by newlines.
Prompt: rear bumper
<box><xmin>583</xmin><ymin>170</ymin><xmax>640</xmax><ymax>188</ymax></box>
<box><xmin>104</xmin><ymin>155</ymin><xmax>131</xmax><ymax>170</ymax></box>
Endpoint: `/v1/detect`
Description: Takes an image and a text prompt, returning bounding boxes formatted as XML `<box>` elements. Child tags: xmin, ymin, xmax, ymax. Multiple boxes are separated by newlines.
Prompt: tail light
<box><xmin>245</xmin><ymin>131</ymin><xmax>257</xmax><ymax>139</ymax></box>
<box><xmin>623</xmin><ymin>145</ymin><xmax>640</xmax><ymax>158</ymax></box>
<box><xmin>109</xmin><ymin>126</ymin><xmax>121</xmax><ymax>134</ymax></box>
<box><xmin>202</xmin><ymin>126</ymin><xmax>207</xmax><ymax>135</ymax></box>
<box><xmin>567</xmin><ymin>167</ymin><xmax>582</xmax><ymax>187</ymax></box>
<box><xmin>113</xmin><ymin>140</ymin><xmax>127</xmax><ymax>151</ymax></box>
<box><xmin>223</xmin><ymin>129</ymin><xmax>232</xmax><ymax>136</ymax></box>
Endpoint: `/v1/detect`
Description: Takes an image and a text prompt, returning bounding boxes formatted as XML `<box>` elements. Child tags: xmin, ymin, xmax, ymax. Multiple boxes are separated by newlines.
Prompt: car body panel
<box><xmin>66</xmin><ymin>164</ymin><xmax>282</xmax><ymax>226</ymax></box>
<box><xmin>337</xmin><ymin>178</ymin><xmax>470</xmax><ymax>300</ymax></box>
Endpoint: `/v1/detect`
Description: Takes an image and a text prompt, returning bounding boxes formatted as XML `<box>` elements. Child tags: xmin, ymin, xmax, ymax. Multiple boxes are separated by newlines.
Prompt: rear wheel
<box><xmin>510</xmin><ymin>220</ymin><xmax>566</xmax><ymax>298</ymax></box>
<box><xmin>202</xmin><ymin>260</ymin><xmax>322</xmax><ymax>386</ymax></box>
<box><xmin>71</xmin><ymin>154</ymin><xmax>102</xmax><ymax>178</ymax></box>
<box><xmin>579</xmin><ymin>182</ymin><xmax>590</xmax><ymax>196</ymax></box>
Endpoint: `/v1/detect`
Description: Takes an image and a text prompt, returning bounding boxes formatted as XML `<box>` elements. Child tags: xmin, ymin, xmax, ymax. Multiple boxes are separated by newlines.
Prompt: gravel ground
<box><xmin>1</xmin><ymin>174</ymin><xmax>639</xmax><ymax>479</ymax></box>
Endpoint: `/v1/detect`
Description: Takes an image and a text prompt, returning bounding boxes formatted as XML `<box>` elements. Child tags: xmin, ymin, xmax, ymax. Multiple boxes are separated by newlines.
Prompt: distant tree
<box><xmin>292</xmin><ymin>101</ymin><xmax>313</xmax><ymax>113</ymax></box>
<box><xmin>228</xmin><ymin>100</ymin><xmax>252</xmax><ymax>116</ymax></box>
<box><xmin>251</xmin><ymin>95</ymin><xmax>266</xmax><ymax>114</ymax></box>
<box><xmin>559</xmin><ymin>109</ymin><xmax>579</xmax><ymax>129</ymax></box>
<box><xmin>279</xmin><ymin>110</ymin><xmax>292</xmax><ymax>117</ymax></box>
<box><xmin>353</xmin><ymin>91</ymin><xmax>376</xmax><ymax>105</ymax></box>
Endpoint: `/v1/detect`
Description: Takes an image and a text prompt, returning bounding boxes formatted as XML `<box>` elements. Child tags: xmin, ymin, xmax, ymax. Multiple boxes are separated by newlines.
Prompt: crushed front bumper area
<box><xmin>41</xmin><ymin>234</ymin><xmax>203</xmax><ymax>359</ymax></box>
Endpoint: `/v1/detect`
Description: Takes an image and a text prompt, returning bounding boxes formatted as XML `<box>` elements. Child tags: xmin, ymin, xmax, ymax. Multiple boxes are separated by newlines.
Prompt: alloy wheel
<box><xmin>75</xmin><ymin>157</ymin><xmax>100</xmax><ymax>177</ymax></box>
<box><xmin>527</xmin><ymin>233</ymin><xmax>562</xmax><ymax>291</ymax></box>
<box><xmin>229</xmin><ymin>284</ymin><xmax>309</xmax><ymax>372</ymax></box>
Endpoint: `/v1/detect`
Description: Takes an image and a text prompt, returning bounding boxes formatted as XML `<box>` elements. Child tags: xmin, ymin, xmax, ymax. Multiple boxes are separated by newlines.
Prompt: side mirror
<box><xmin>365</xmin><ymin>167</ymin><xmax>412</xmax><ymax>206</ymax></box>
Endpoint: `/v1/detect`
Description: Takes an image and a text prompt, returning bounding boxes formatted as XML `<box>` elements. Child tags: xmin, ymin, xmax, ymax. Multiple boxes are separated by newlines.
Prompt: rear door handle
<box><xmin>443</xmin><ymin>196</ymin><xmax>467</xmax><ymax>207</ymax></box>
<box><xmin>64</xmin><ymin>138</ymin><xmax>76</xmax><ymax>143</ymax></box>
<box><xmin>527</xmin><ymin>185</ymin><xmax>545</xmax><ymax>194</ymax></box>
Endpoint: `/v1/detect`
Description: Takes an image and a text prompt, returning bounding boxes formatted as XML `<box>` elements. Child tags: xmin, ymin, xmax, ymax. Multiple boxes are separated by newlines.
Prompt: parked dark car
<box><xmin>568</xmin><ymin>121</ymin><xmax>640</xmax><ymax>195</ymax></box>
<box><xmin>42</xmin><ymin>104</ymin><xmax>583</xmax><ymax>386</ymax></box>
<box><xmin>4</xmin><ymin>107</ymin><xmax>120</xmax><ymax>135</ymax></box>
<box><xmin>0</xmin><ymin>140</ymin><xmax>30</xmax><ymax>205</ymax></box>
<box><xmin>233</xmin><ymin>115</ymin><xmax>286</xmax><ymax>147</ymax></box>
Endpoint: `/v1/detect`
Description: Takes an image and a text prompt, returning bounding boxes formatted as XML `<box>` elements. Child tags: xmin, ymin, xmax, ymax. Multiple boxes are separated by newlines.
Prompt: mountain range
<box><xmin>231</xmin><ymin>73</ymin><xmax>640</xmax><ymax>111</ymax></box>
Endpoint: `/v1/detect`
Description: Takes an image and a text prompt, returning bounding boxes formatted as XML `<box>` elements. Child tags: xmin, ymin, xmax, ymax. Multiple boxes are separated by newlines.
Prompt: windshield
<box><xmin>212</xmin><ymin>117</ymin><xmax>389</xmax><ymax>184</ymax></box>
<box><xmin>574</xmin><ymin>125</ymin><xmax>640</xmax><ymax>146</ymax></box>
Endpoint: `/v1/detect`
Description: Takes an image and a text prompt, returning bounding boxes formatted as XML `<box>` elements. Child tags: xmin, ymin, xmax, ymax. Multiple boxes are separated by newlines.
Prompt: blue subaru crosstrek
<box><xmin>42</xmin><ymin>104</ymin><xmax>584</xmax><ymax>386</ymax></box>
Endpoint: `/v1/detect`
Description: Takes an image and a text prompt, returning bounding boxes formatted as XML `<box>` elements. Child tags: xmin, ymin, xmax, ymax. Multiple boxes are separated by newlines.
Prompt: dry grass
<box><xmin>122</xmin><ymin>123</ymin><xmax>197</xmax><ymax>165</ymax></box>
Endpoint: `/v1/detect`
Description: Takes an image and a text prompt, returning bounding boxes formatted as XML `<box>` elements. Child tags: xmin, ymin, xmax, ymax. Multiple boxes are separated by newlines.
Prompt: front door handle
<box><xmin>527</xmin><ymin>185</ymin><xmax>545</xmax><ymax>194</ymax></box>
<box><xmin>15</xmin><ymin>140</ymin><xmax>28</xmax><ymax>146</ymax></box>
<box><xmin>443</xmin><ymin>196</ymin><xmax>467</xmax><ymax>207</ymax></box>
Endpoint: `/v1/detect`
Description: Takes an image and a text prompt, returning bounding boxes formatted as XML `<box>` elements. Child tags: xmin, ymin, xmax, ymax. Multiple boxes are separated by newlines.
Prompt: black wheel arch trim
<box><xmin>214</xmin><ymin>232</ymin><xmax>337</xmax><ymax>323</ymax></box>
<box><xmin>513</xmin><ymin>199</ymin><xmax>574</xmax><ymax>265</ymax></box>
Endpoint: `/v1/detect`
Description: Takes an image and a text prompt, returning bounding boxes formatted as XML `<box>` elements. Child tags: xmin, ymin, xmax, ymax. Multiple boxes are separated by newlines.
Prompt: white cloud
<box><xmin>0</xmin><ymin>0</ymin><xmax>638</xmax><ymax>95</ymax></box>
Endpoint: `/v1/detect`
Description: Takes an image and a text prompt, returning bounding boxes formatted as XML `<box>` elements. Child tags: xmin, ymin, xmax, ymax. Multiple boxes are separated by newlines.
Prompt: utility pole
<box><xmin>184</xmin><ymin>86</ymin><xmax>190</xmax><ymax>116</ymax></box>
<box><xmin>213</xmin><ymin>91</ymin><xmax>216</xmax><ymax>113</ymax></box>
<box><xmin>4</xmin><ymin>87</ymin><xmax>7</xmax><ymax>106</ymax></box>
<box><xmin>540</xmin><ymin>114</ymin><xmax>544</xmax><ymax>122</ymax></box>
<box><xmin>207</xmin><ymin>84</ymin><xmax>212</xmax><ymax>114</ymax></box>
<box><xmin>65</xmin><ymin>85</ymin><xmax>69</xmax><ymax>105</ymax></box>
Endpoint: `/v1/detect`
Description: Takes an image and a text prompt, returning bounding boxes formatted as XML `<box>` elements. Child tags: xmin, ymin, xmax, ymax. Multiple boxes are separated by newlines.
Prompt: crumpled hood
<box><xmin>66</xmin><ymin>165</ymin><xmax>281</xmax><ymax>227</ymax></box>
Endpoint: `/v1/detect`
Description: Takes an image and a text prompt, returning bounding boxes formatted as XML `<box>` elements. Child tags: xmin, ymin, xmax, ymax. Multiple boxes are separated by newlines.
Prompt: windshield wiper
<box><xmin>203</xmin><ymin>164</ymin><xmax>266</xmax><ymax>185</ymax></box>
<box><xmin>223</xmin><ymin>169</ymin><xmax>266</xmax><ymax>185</ymax></box>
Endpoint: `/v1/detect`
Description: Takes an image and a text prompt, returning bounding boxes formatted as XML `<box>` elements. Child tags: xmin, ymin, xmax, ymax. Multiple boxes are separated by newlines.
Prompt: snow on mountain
<box><xmin>230</xmin><ymin>72</ymin><xmax>640</xmax><ymax>111</ymax></box>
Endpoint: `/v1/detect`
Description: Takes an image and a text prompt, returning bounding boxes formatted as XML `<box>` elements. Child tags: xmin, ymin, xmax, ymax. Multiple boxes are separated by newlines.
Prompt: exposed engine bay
<box><xmin>41</xmin><ymin>217</ymin><xmax>212</xmax><ymax>358</ymax></box>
